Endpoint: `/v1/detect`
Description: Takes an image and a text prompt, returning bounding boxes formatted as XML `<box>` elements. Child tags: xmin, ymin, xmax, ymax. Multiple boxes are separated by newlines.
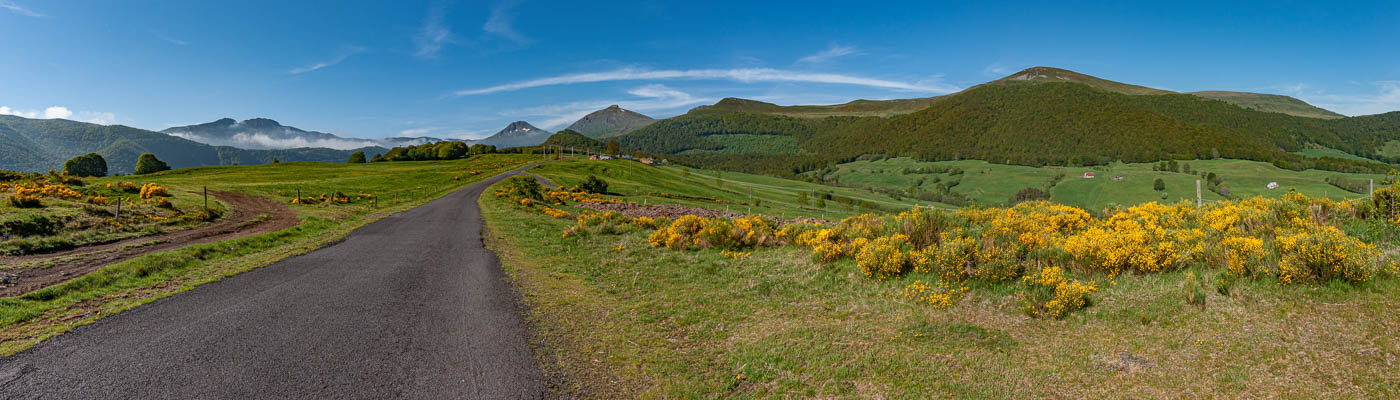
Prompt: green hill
<box><xmin>0</xmin><ymin>115</ymin><xmax>381</xmax><ymax>173</ymax></box>
<box><xmin>613</xmin><ymin>68</ymin><xmax>1400</xmax><ymax>177</ymax></box>
<box><xmin>540</xmin><ymin>130</ymin><xmax>607</xmax><ymax>152</ymax></box>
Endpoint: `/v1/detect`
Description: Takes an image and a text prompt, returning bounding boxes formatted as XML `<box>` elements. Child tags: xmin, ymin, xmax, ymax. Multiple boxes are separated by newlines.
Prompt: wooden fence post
<box><xmin>1196</xmin><ymin>180</ymin><xmax>1201</xmax><ymax>207</ymax></box>
<box><xmin>203</xmin><ymin>186</ymin><xmax>208</xmax><ymax>209</ymax></box>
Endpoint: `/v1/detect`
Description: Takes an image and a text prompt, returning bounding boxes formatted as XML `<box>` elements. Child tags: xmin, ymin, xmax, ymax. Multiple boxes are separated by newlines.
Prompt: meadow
<box><xmin>0</xmin><ymin>154</ymin><xmax>534</xmax><ymax>355</ymax></box>
<box><xmin>487</xmin><ymin>158</ymin><xmax>1400</xmax><ymax>398</ymax></box>
<box><xmin>810</xmin><ymin>156</ymin><xmax>1386</xmax><ymax>212</ymax></box>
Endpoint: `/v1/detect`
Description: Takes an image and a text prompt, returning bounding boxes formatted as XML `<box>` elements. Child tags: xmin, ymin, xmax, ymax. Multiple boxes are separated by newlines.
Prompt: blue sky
<box><xmin>1</xmin><ymin>0</ymin><xmax>1398</xmax><ymax>140</ymax></box>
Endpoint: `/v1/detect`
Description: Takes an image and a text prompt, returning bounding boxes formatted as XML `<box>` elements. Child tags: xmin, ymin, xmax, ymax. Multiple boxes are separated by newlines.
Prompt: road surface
<box><xmin>0</xmin><ymin>165</ymin><xmax>546</xmax><ymax>399</ymax></box>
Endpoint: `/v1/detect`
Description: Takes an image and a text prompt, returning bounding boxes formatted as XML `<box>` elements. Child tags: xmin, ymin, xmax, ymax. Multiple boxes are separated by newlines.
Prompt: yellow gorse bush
<box><xmin>1018</xmin><ymin>266</ymin><xmax>1097</xmax><ymax>319</ymax></box>
<box><xmin>13</xmin><ymin>182</ymin><xmax>83</xmax><ymax>200</ymax></box>
<box><xmin>138</xmin><ymin>183</ymin><xmax>169</xmax><ymax>199</ymax></box>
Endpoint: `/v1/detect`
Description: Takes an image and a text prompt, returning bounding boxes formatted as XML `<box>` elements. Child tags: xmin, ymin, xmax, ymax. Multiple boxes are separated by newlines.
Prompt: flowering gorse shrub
<box><xmin>1274</xmin><ymin>222</ymin><xmax>1378</xmax><ymax>284</ymax></box>
<box><xmin>138</xmin><ymin>183</ymin><xmax>170</xmax><ymax>199</ymax></box>
<box><xmin>646</xmin><ymin>215</ymin><xmax>777</xmax><ymax>251</ymax></box>
<box><xmin>1018</xmin><ymin>266</ymin><xmax>1097</xmax><ymax>319</ymax></box>
<box><xmin>855</xmin><ymin>234</ymin><xmax>911</xmax><ymax>280</ymax></box>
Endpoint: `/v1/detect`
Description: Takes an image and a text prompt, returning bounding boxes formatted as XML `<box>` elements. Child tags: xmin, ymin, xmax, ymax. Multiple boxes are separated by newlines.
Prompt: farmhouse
<box><xmin>1082</xmin><ymin>172</ymin><xmax>1095</xmax><ymax>179</ymax></box>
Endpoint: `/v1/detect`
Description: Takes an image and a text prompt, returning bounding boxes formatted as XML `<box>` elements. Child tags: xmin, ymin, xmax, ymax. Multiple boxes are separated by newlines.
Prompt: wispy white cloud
<box><xmin>289</xmin><ymin>46</ymin><xmax>367</xmax><ymax>74</ymax></box>
<box><xmin>414</xmin><ymin>5</ymin><xmax>454</xmax><ymax>58</ymax></box>
<box><xmin>0</xmin><ymin>1</ymin><xmax>43</xmax><ymax>17</ymax></box>
<box><xmin>511</xmin><ymin>84</ymin><xmax>714</xmax><ymax>129</ymax></box>
<box><xmin>982</xmin><ymin>62</ymin><xmax>1012</xmax><ymax>77</ymax></box>
<box><xmin>797</xmin><ymin>44</ymin><xmax>859</xmax><ymax>64</ymax></box>
<box><xmin>152</xmin><ymin>30</ymin><xmax>187</xmax><ymax>46</ymax></box>
<box><xmin>1291</xmin><ymin>81</ymin><xmax>1400</xmax><ymax>116</ymax></box>
<box><xmin>454</xmin><ymin>67</ymin><xmax>960</xmax><ymax>97</ymax></box>
<box><xmin>483</xmin><ymin>0</ymin><xmax>529</xmax><ymax>45</ymax></box>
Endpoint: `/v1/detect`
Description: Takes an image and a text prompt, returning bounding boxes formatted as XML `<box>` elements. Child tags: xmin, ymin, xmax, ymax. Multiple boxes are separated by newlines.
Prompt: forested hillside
<box><xmin>613</xmin><ymin>78</ymin><xmax>1400</xmax><ymax>177</ymax></box>
<box><xmin>0</xmin><ymin>115</ymin><xmax>380</xmax><ymax>173</ymax></box>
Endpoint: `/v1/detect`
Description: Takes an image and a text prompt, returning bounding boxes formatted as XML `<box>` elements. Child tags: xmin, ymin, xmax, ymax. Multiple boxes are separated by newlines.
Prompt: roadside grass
<box><xmin>0</xmin><ymin>154</ymin><xmax>534</xmax><ymax>355</ymax></box>
<box><xmin>812</xmin><ymin>157</ymin><xmax>1384</xmax><ymax>211</ymax></box>
<box><xmin>486</xmin><ymin>162</ymin><xmax>1400</xmax><ymax>398</ymax></box>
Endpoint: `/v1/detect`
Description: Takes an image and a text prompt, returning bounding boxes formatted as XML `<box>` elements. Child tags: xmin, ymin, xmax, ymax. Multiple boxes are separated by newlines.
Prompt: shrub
<box><xmin>63</xmin><ymin>153</ymin><xmax>107</xmax><ymax>177</ymax></box>
<box><xmin>499</xmin><ymin>176</ymin><xmax>543</xmax><ymax>200</ymax></box>
<box><xmin>1221</xmin><ymin>236</ymin><xmax>1267</xmax><ymax>277</ymax></box>
<box><xmin>1011</xmin><ymin>187</ymin><xmax>1050</xmax><ymax>204</ymax></box>
<box><xmin>580</xmin><ymin>175</ymin><xmax>608</xmax><ymax>194</ymax></box>
<box><xmin>649</xmin><ymin>215</ymin><xmax>706</xmax><ymax>250</ymax></box>
<box><xmin>1153</xmin><ymin>178</ymin><xmax>1166</xmax><ymax>191</ymax></box>
<box><xmin>1017</xmin><ymin>266</ymin><xmax>1096</xmax><ymax>319</ymax></box>
<box><xmin>855</xmin><ymin>234</ymin><xmax>911</xmax><ymax>280</ymax></box>
<box><xmin>133</xmin><ymin>153</ymin><xmax>171</xmax><ymax>175</ymax></box>
<box><xmin>1274</xmin><ymin>222</ymin><xmax>1378</xmax><ymax>284</ymax></box>
<box><xmin>8</xmin><ymin>194</ymin><xmax>42</xmax><ymax>208</ymax></box>
<box><xmin>139</xmin><ymin>183</ymin><xmax>170</xmax><ymax>199</ymax></box>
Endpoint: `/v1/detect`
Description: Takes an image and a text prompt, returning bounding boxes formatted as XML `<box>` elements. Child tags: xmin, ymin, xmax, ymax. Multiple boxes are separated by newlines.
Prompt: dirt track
<box><xmin>0</xmin><ymin>191</ymin><xmax>299</xmax><ymax>297</ymax></box>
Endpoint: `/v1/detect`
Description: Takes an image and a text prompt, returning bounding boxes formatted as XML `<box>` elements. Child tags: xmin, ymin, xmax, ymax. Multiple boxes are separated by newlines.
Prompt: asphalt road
<box><xmin>0</xmin><ymin>165</ymin><xmax>546</xmax><ymax>399</ymax></box>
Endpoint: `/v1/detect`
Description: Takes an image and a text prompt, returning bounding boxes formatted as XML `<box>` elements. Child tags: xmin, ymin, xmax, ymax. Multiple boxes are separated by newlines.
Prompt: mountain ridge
<box><xmin>565</xmin><ymin>105</ymin><xmax>656</xmax><ymax>138</ymax></box>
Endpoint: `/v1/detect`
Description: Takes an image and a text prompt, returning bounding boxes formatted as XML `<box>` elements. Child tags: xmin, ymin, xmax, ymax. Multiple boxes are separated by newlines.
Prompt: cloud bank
<box><xmin>0</xmin><ymin>105</ymin><xmax>116</xmax><ymax>125</ymax></box>
<box><xmin>454</xmin><ymin>67</ymin><xmax>960</xmax><ymax>96</ymax></box>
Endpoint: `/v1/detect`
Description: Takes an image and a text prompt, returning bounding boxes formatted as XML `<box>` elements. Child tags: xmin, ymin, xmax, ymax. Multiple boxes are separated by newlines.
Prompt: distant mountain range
<box><xmin>0</xmin><ymin>115</ymin><xmax>381</xmax><ymax>173</ymax></box>
<box><xmin>163</xmin><ymin>118</ymin><xmax>441</xmax><ymax>150</ymax></box>
<box><xmin>2</xmin><ymin>66</ymin><xmax>1387</xmax><ymax>176</ymax></box>
<box><xmin>469</xmin><ymin>121</ymin><xmax>554</xmax><ymax>148</ymax></box>
<box><xmin>565</xmin><ymin>105</ymin><xmax>656</xmax><ymax>138</ymax></box>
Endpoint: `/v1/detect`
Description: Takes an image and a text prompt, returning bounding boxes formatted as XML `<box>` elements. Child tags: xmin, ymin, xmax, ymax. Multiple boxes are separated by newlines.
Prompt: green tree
<box><xmin>62</xmin><ymin>153</ymin><xmax>107</xmax><ymax>177</ymax></box>
<box><xmin>272</xmin><ymin>157</ymin><xmax>280</xmax><ymax>164</ymax></box>
<box><xmin>606</xmin><ymin>140</ymin><xmax>620</xmax><ymax>155</ymax></box>
<box><xmin>1153</xmin><ymin>178</ymin><xmax>1166</xmax><ymax>191</ymax></box>
<box><xmin>134</xmin><ymin>153</ymin><xmax>171</xmax><ymax>175</ymax></box>
<box><xmin>580</xmin><ymin>175</ymin><xmax>609</xmax><ymax>194</ymax></box>
<box><xmin>370</xmin><ymin>153</ymin><xmax>384</xmax><ymax>162</ymax></box>
<box><xmin>348</xmin><ymin>151</ymin><xmax>367</xmax><ymax>163</ymax></box>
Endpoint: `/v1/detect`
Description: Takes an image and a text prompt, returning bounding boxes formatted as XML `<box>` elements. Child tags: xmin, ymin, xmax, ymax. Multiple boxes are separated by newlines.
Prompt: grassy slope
<box><xmin>486</xmin><ymin>160</ymin><xmax>1400</xmax><ymax>397</ymax></box>
<box><xmin>531</xmin><ymin>159</ymin><xmax>936</xmax><ymax>218</ymax></box>
<box><xmin>813</xmin><ymin>157</ymin><xmax>1384</xmax><ymax>210</ymax></box>
<box><xmin>1191</xmin><ymin>91</ymin><xmax>1345</xmax><ymax>119</ymax></box>
<box><xmin>0</xmin><ymin>154</ymin><xmax>535</xmax><ymax>355</ymax></box>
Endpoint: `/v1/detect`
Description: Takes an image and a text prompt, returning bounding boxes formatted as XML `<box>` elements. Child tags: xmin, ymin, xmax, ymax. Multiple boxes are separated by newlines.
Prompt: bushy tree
<box><xmin>370</xmin><ymin>153</ymin><xmax>384</xmax><ymax>162</ymax></box>
<box><xmin>348</xmin><ymin>151</ymin><xmax>367</xmax><ymax>163</ymax></box>
<box><xmin>580</xmin><ymin>175</ymin><xmax>608</xmax><ymax>194</ymax></box>
<box><xmin>63</xmin><ymin>153</ymin><xmax>107</xmax><ymax>177</ymax></box>
<box><xmin>1012</xmin><ymin>187</ymin><xmax>1050</xmax><ymax>204</ymax></box>
<box><xmin>1153</xmin><ymin>178</ymin><xmax>1166</xmax><ymax>191</ymax></box>
<box><xmin>606</xmin><ymin>140</ymin><xmax>620</xmax><ymax>155</ymax></box>
<box><xmin>133</xmin><ymin>153</ymin><xmax>171</xmax><ymax>175</ymax></box>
